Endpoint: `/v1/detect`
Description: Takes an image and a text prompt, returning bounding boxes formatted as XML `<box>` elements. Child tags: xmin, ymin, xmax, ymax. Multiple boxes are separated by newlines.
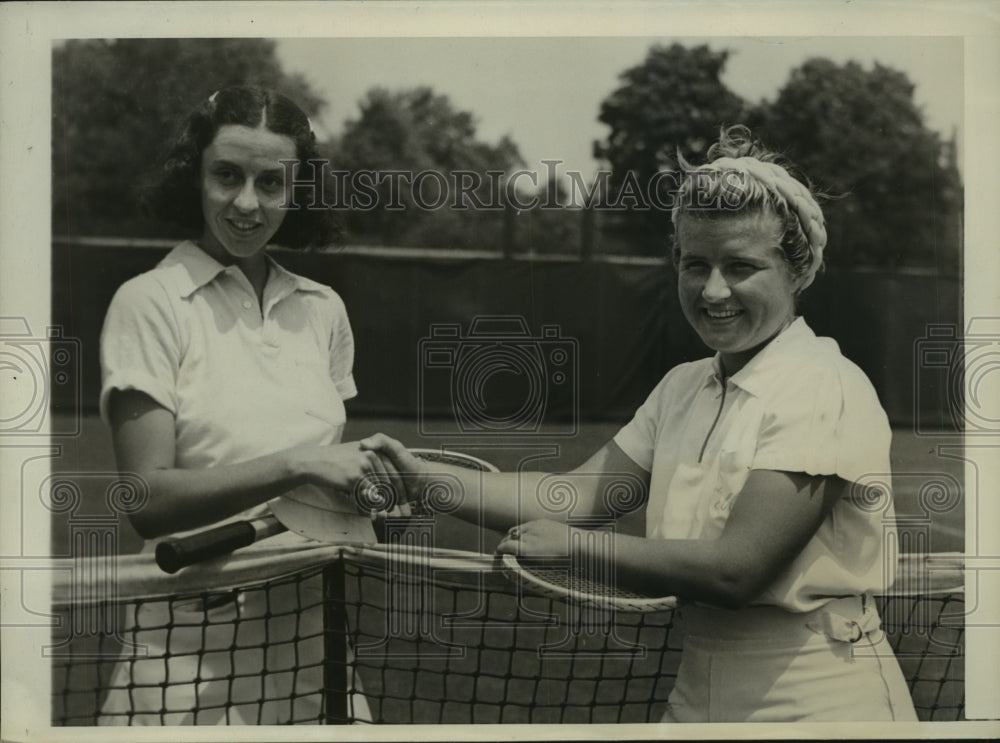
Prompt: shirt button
<box><xmin>242</xmin><ymin>300</ymin><xmax>253</xmax><ymax>309</ymax></box>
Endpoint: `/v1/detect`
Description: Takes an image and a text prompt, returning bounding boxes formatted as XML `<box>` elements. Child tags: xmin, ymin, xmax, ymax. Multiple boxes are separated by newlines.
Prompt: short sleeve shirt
<box><xmin>614</xmin><ymin>318</ymin><xmax>896</xmax><ymax>612</ymax></box>
<box><xmin>100</xmin><ymin>241</ymin><xmax>357</xmax><ymax>530</ymax></box>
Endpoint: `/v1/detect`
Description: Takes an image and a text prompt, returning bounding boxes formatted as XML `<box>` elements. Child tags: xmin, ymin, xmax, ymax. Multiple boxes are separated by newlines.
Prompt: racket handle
<box><xmin>155</xmin><ymin>516</ymin><xmax>286</xmax><ymax>574</ymax></box>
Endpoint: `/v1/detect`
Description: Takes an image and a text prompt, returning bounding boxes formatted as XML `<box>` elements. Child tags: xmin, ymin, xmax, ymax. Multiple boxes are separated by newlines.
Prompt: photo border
<box><xmin>1</xmin><ymin>1</ymin><xmax>997</xmax><ymax>740</ymax></box>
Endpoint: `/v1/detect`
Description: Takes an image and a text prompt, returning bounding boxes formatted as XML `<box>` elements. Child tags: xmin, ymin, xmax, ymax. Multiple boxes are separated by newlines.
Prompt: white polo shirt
<box><xmin>614</xmin><ymin>318</ymin><xmax>896</xmax><ymax>612</ymax></box>
<box><xmin>100</xmin><ymin>241</ymin><xmax>357</xmax><ymax>522</ymax></box>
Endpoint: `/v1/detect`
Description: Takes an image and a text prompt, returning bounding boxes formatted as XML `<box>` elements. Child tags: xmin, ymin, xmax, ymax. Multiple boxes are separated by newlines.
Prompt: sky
<box><xmin>276</xmin><ymin>36</ymin><xmax>964</xmax><ymax>180</ymax></box>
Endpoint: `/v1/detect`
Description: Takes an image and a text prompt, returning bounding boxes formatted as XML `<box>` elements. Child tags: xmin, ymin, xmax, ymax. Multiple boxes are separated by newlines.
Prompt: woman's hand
<box><xmin>107</xmin><ymin>390</ymin><xmax>407</xmax><ymax>538</ymax></box>
<box><xmin>287</xmin><ymin>441</ymin><xmax>403</xmax><ymax>504</ymax></box>
<box><xmin>495</xmin><ymin>519</ymin><xmax>578</xmax><ymax>559</ymax></box>
<box><xmin>358</xmin><ymin>433</ymin><xmax>431</xmax><ymax>506</ymax></box>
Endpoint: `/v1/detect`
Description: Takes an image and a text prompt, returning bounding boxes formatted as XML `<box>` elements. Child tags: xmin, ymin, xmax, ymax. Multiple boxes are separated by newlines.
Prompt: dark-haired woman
<box><xmin>98</xmin><ymin>86</ymin><xmax>380</xmax><ymax>724</ymax></box>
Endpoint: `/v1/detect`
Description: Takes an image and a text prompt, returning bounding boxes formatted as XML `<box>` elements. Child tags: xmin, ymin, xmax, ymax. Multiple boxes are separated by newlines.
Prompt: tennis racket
<box><xmin>371</xmin><ymin>450</ymin><xmax>676</xmax><ymax>613</ymax></box>
<box><xmin>155</xmin><ymin>515</ymin><xmax>288</xmax><ymax>574</ymax></box>
<box><xmin>154</xmin><ymin>448</ymin><xmax>495</xmax><ymax>574</ymax></box>
<box><xmin>499</xmin><ymin>553</ymin><xmax>678</xmax><ymax>613</ymax></box>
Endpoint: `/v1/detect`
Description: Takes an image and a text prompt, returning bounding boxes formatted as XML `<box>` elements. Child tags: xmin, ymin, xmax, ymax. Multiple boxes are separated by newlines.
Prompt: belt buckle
<box><xmin>807</xmin><ymin>597</ymin><xmax>878</xmax><ymax>643</ymax></box>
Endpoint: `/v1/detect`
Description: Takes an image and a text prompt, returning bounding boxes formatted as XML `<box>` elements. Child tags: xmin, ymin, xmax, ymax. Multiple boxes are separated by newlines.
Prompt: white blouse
<box><xmin>614</xmin><ymin>318</ymin><xmax>897</xmax><ymax>612</ymax></box>
<box><xmin>100</xmin><ymin>241</ymin><xmax>356</xmax><ymax>541</ymax></box>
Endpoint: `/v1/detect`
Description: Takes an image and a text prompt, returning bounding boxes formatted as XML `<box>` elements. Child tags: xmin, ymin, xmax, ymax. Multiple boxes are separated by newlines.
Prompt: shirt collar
<box><xmin>263</xmin><ymin>252</ymin><xmax>329</xmax><ymax>296</ymax></box>
<box><xmin>164</xmin><ymin>241</ymin><xmax>325</xmax><ymax>298</ymax></box>
<box><xmin>162</xmin><ymin>241</ymin><xmax>227</xmax><ymax>298</ymax></box>
<box><xmin>708</xmin><ymin>317</ymin><xmax>815</xmax><ymax>397</ymax></box>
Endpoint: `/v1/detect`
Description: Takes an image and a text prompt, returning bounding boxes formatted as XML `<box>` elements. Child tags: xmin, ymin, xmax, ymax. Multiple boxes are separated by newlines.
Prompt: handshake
<box><xmin>286</xmin><ymin>433</ymin><xmax>439</xmax><ymax>516</ymax></box>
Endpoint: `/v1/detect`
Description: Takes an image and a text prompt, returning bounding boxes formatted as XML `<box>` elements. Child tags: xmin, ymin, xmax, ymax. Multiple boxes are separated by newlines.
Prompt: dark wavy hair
<box><xmin>143</xmin><ymin>85</ymin><xmax>338</xmax><ymax>249</ymax></box>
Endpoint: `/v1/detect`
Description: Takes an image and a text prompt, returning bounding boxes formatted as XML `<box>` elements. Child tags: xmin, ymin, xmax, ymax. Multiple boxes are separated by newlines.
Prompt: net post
<box><xmin>322</xmin><ymin>557</ymin><xmax>349</xmax><ymax>724</ymax></box>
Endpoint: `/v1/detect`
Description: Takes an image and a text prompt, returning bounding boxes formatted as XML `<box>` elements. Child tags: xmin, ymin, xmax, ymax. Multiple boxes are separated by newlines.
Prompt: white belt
<box><xmin>678</xmin><ymin>594</ymin><xmax>881</xmax><ymax>644</ymax></box>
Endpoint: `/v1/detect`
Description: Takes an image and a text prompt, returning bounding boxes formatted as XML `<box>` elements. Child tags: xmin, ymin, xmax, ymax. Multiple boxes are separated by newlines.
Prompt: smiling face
<box><xmin>676</xmin><ymin>211</ymin><xmax>803</xmax><ymax>376</ymax></box>
<box><xmin>199</xmin><ymin>124</ymin><xmax>296</xmax><ymax>263</ymax></box>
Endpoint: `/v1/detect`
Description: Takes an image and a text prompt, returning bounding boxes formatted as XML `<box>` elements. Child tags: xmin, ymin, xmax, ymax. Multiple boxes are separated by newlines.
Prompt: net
<box><xmin>51</xmin><ymin>546</ymin><xmax>964</xmax><ymax>725</ymax></box>
<box><xmin>51</xmin><ymin>447</ymin><xmax>964</xmax><ymax>724</ymax></box>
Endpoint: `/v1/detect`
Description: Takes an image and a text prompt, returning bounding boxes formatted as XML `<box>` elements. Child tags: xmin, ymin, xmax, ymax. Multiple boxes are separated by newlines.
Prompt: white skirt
<box><xmin>662</xmin><ymin>596</ymin><xmax>918</xmax><ymax>722</ymax></box>
<box><xmin>98</xmin><ymin>575</ymin><xmax>370</xmax><ymax>725</ymax></box>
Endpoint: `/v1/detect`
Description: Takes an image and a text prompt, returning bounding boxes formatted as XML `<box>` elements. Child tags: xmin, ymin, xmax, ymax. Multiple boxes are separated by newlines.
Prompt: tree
<box><xmin>52</xmin><ymin>39</ymin><xmax>324</xmax><ymax>237</ymax></box>
<box><xmin>593</xmin><ymin>44</ymin><xmax>747</xmax><ymax>255</ymax></box>
<box><xmin>326</xmin><ymin>87</ymin><xmax>524</xmax><ymax>251</ymax></box>
<box><xmin>518</xmin><ymin>175</ymin><xmax>583</xmax><ymax>257</ymax></box>
<box><xmin>752</xmin><ymin>58</ymin><xmax>963</xmax><ymax>273</ymax></box>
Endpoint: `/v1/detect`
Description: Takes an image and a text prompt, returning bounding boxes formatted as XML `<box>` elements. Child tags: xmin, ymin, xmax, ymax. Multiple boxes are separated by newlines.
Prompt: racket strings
<box><xmin>527</xmin><ymin>566</ymin><xmax>652</xmax><ymax>599</ymax></box>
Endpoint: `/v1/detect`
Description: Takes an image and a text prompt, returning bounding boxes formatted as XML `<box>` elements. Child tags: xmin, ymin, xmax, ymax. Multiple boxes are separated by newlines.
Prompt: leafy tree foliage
<box><xmin>52</xmin><ymin>39</ymin><xmax>324</xmax><ymax>237</ymax></box>
<box><xmin>752</xmin><ymin>58</ymin><xmax>962</xmax><ymax>272</ymax></box>
<box><xmin>592</xmin><ymin>45</ymin><xmax>961</xmax><ymax>269</ymax></box>
<box><xmin>52</xmin><ymin>38</ymin><xmax>961</xmax><ymax>271</ymax></box>
<box><xmin>327</xmin><ymin>86</ymin><xmax>524</xmax><ymax>250</ymax></box>
<box><xmin>593</xmin><ymin>44</ymin><xmax>747</xmax><ymax>255</ymax></box>
<box><xmin>517</xmin><ymin>175</ymin><xmax>583</xmax><ymax>257</ymax></box>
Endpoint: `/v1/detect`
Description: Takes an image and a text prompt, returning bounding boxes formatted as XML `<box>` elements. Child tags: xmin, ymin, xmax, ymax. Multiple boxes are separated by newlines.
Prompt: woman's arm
<box><xmin>111</xmin><ymin>389</ymin><xmax>396</xmax><ymax>539</ymax></box>
<box><xmin>498</xmin><ymin>469</ymin><xmax>843</xmax><ymax>609</ymax></box>
<box><xmin>361</xmin><ymin>434</ymin><xmax>650</xmax><ymax>531</ymax></box>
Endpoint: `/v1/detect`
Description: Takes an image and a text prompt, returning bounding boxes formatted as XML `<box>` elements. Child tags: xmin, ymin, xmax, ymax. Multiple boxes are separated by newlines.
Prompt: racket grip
<box><xmin>155</xmin><ymin>516</ymin><xmax>285</xmax><ymax>574</ymax></box>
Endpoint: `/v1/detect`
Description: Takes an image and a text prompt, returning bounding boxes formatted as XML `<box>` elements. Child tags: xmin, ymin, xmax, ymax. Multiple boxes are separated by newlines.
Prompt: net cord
<box><xmin>51</xmin><ymin>550</ymin><xmax>965</xmax><ymax>607</ymax></box>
